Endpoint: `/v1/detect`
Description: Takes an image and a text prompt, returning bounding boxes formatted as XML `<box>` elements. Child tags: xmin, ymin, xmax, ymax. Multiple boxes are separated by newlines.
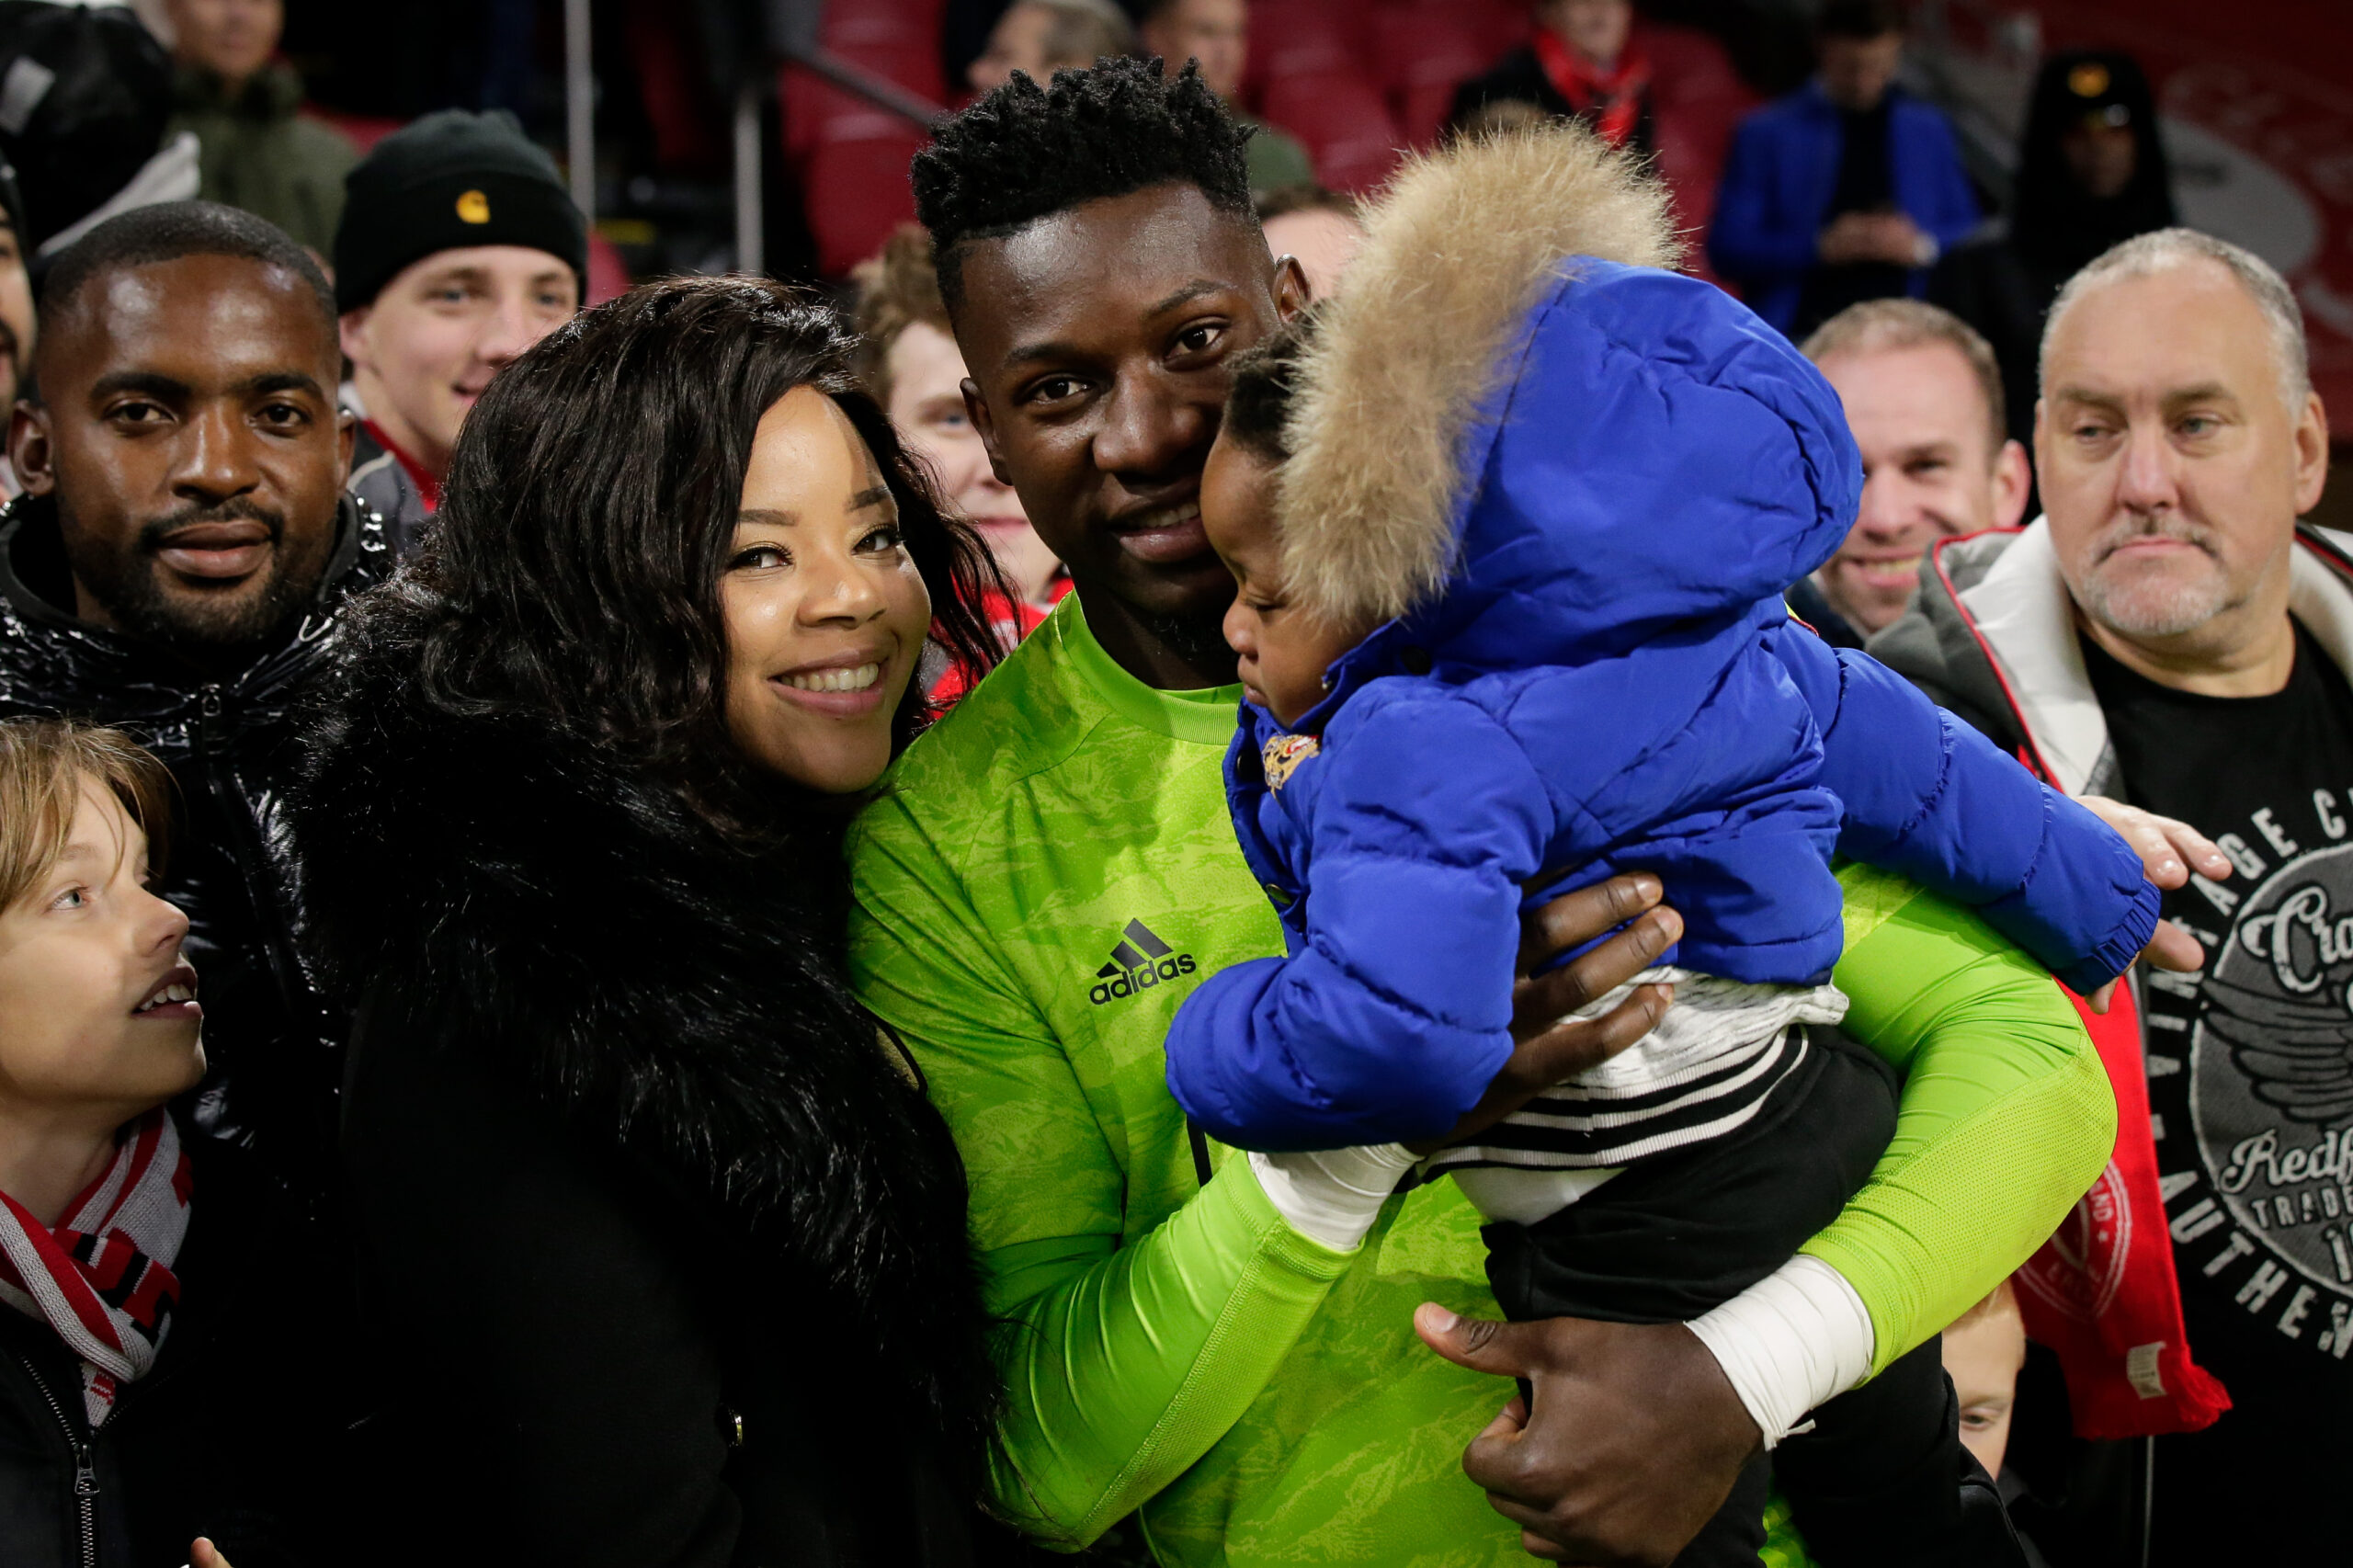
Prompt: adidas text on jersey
<box><xmin>1091</xmin><ymin>918</ymin><xmax>1198</xmax><ymax>1006</ymax></box>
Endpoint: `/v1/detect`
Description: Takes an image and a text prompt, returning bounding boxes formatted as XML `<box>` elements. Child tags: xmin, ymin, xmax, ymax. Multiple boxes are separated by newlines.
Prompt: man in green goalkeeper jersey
<box><xmin>849</xmin><ymin>57</ymin><xmax>2116</xmax><ymax>1565</ymax></box>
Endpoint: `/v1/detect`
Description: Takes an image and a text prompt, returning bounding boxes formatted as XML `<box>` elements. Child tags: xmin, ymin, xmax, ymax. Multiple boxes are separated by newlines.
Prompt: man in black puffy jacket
<box><xmin>0</xmin><ymin>199</ymin><xmax>387</xmax><ymax>1229</ymax></box>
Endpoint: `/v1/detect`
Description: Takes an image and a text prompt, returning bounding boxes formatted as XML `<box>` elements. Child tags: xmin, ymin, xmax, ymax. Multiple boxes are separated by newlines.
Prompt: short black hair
<box><xmin>40</xmin><ymin>200</ymin><xmax>336</xmax><ymax>336</ymax></box>
<box><xmin>911</xmin><ymin>56</ymin><xmax>1256</xmax><ymax>310</ymax></box>
<box><xmin>1816</xmin><ymin>0</ymin><xmax>1905</xmax><ymax>40</ymax></box>
<box><xmin>1222</xmin><ymin>306</ymin><xmax>1316</xmax><ymax>464</ymax></box>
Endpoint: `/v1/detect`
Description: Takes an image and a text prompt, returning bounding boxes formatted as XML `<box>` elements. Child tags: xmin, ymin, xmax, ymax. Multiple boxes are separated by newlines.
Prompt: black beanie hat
<box><xmin>332</xmin><ymin>109</ymin><xmax>588</xmax><ymax>313</ymax></box>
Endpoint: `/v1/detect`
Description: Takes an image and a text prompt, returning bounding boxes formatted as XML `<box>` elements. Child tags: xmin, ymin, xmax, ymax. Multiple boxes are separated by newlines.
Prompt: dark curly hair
<box><xmin>1221</xmin><ymin>305</ymin><xmax>1318</xmax><ymax>464</ymax></box>
<box><xmin>911</xmin><ymin>55</ymin><xmax>1256</xmax><ymax>311</ymax></box>
<box><xmin>370</xmin><ymin>274</ymin><xmax>1010</xmax><ymax>843</ymax></box>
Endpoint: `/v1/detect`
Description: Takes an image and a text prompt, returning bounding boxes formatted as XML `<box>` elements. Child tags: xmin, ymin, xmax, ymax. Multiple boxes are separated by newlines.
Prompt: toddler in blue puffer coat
<box><xmin>1164</xmin><ymin>126</ymin><xmax>2161</xmax><ymax>1565</ymax></box>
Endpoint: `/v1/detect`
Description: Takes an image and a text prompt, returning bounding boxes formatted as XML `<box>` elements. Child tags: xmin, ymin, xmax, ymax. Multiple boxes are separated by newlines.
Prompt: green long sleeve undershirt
<box><xmin>847</xmin><ymin>602</ymin><xmax>2117</xmax><ymax>1562</ymax></box>
<box><xmin>1805</xmin><ymin>868</ymin><xmax>2118</xmax><ymax>1373</ymax></box>
<box><xmin>982</xmin><ymin>867</ymin><xmax>2114</xmax><ymax>1538</ymax></box>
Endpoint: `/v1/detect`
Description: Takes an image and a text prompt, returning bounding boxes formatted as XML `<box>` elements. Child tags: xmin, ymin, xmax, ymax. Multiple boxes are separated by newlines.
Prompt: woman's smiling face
<box><xmin>721</xmin><ymin>386</ymin><xmax>933</xmax><ymax>794</ymax></box>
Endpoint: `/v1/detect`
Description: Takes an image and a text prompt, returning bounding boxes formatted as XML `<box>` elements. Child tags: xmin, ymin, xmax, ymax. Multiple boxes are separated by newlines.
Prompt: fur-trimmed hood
<box><xmin>1279</xmin><ymin>122</ymin><xmax>1860</xmax><ymax>671</ymax></box>
<box><xmin>287</xmin><ymin>609</ymin><xmax>999</xmax><ymax>1473</ymax></box>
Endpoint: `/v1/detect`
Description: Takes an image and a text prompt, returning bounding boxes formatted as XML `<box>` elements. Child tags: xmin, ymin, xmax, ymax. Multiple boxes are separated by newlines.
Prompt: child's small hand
<box><xmin>2079</xmin><ymin>795</ymin><xmax>2231</xmax><ymax>894</ymax></box>
<box><xmin>2077</xmin><ymin>796</ymin><xmax>2227</xmax><ymax>1012</ymax></box>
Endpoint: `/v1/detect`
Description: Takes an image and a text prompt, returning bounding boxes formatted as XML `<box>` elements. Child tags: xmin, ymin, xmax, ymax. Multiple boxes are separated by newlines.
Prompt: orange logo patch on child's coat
<box><xmin>1263</xmin><ymin>733</ymin><xmax>1321</xmax><ymax>791</ymax></box>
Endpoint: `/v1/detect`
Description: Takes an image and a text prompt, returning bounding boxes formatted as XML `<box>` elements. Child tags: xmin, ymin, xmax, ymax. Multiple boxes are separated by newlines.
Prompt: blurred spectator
<box><xmin>0</xmin><ymin>165</ymin><xmax>36</xmax><ymax>427</ymax></box>
<box><xmin>1790</xmin><ymin>298</ymin><xmax>2029</xmax><ymax>645</ymax></box>
<box><xmin>1455</xmin><ymin>96</ymin><xmax>1549</xmax><ymax>140</ymax></box>
<box><xmin>967</xmin><ymin>0</ymin><xmax>1135</xmax><ymax>97</ymax></box>
<box><xmin>0</xmin><ymin>2</ymin><xmax>195</xmax><ymax>258</ymax></box>
<box><xmin>1138</xmin><ymin>0</ymin><xmax>1313</xmax><ymax>194</ymax></box>
<box><xmin>1872</xmin><ymin>230</ymin><xmax>2340</xmax><ymax>1563</ymax></box>
<box><xmin>1934</xmin><ymin>51</ymin><xmax>2177</xmax><ymax>448</ymax></box>
<box><xmin>163</xmin><ymin>0</ymin><xmax>358</xmax><ymax>256</ymax></box>
<box><xmin>1708</xmin><ymin>0</ymin><xmax>1977</xmax><ymax>339</ymax></box>
<box><xmin>0</xmin><ymin>201</ymin><xmax>392</xmax><ymax>1238</ymax></box>
<box><xmin>1944</xmin><ymin>1280</ymin><xmax>2027</xmax><ymax>1481</ymax></box>
<box><xmin>333</xmin><ymin>110</ymin><xmax>585</xmax><ymax>551</ymax></box>
<box><xmin>1449</xmin><ymin>0</ymin><xmax>1654</xmax><ymax>154</ymax></box>
<box><xmin>852</xmin><ymin>226</ymin><xmax>1063</xmax><ymax>622</ymax></box>
<box><xmin>1255</xmin><ymin>183</ymin><xmax>1361</xmax><ymax>299</ymax></box>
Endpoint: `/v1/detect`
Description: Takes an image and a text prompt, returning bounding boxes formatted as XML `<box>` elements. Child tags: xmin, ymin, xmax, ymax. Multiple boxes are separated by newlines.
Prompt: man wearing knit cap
<box><xmin>333</xmin><ymin>109</ymin><xmax>586</xmax><ymax>551</ymax></box>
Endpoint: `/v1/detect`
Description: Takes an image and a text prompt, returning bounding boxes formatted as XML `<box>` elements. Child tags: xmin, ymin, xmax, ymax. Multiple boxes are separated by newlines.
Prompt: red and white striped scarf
<box><xmin>0</xmin><ymin>1113</ymin><xmax>192</xmax><ymax>1426</ymax></box>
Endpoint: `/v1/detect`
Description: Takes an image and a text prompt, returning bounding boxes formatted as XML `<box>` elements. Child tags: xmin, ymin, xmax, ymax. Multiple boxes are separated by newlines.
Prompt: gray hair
<box><xmin>2040</xmin><ymin>227</ymin><xmax>2312</xmax><ymax>415</ymax></box>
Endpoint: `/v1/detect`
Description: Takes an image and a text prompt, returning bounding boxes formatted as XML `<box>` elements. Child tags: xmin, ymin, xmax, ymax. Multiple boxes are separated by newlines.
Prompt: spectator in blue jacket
<box><xmin>1708</xmin><ymin>0</ymin><xmax>1978</xmax><ymax>339</ymax></box>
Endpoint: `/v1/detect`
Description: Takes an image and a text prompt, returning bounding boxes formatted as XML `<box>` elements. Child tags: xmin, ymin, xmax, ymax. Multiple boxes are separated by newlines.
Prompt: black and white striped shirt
<box><xmin>1425</xmin><ymin>969</ymin><xmax>1848</xmax><ymax>1224</ymax></box>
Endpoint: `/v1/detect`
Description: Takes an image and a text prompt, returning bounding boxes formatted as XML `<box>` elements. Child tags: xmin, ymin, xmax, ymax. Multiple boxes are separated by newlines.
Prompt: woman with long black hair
<box><xmin>289</xmin><ymin>277</ymin><xmax>1013</xmax><ymax>1566</ymax></box>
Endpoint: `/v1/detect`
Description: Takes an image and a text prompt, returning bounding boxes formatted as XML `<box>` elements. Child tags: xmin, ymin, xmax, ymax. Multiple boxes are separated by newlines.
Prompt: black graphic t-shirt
<box><xmin>2086</xmin><ymin>621</ymin><xmax>2353</xmax><ymax>1561</ymax></box>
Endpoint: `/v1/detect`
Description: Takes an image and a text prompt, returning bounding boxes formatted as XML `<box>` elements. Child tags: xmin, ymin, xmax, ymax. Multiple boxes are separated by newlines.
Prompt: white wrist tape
<box><xmin>1686</xmin><ymin>1255</ymin><xmax>1876</xmax><ymax>1449</ymax></box>
<box><xmin>1250</xmin><ymin>1144</ymin><xmax>1417</xmax><ymax>1251</ymax></box>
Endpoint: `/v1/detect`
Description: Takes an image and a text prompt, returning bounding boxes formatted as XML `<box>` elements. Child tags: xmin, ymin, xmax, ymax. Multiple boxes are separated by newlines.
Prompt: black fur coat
<box><xmin>289</xmin><ymin>621</ymin><xmax>999</xmax><ymax>1566</ymax></box>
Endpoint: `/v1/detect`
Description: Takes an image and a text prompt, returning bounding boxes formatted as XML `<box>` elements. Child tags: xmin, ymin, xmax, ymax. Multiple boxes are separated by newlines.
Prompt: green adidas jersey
<box><xmin>847</xmin><ymin>595</ymin><xmax>2111</xmax><ymax>1567</ymax></box>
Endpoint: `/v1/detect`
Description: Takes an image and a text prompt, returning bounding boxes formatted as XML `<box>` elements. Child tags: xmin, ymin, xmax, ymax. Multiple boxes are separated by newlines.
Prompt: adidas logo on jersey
<box><xmin>1088</xmin><ymin>917</ymin><xmax>1198</xmax><ymax>1006</ymax></box>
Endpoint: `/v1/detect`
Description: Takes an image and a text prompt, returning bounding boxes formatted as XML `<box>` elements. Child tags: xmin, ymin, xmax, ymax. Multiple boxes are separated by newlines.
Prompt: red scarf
<box><xmin>2014</xmin><ymin>985</ymin><xmax>2231</xmax><ymax>1437</ymax></box>
<box><xmin>928</xmin><ymin>589</ymin><xmax>1051</xmax><ymax>706</ymax></box>
<box><xmin>1533</xmin><ymin>28</ymin><xmax>1651</xmax><ymax>148</ymax></box>
<box><xmin>363</xmin><ymin>418</ymin><xmax>443</xmax><ymax>514</ymax></box>
<box><xmin>0</xmin><ymin>1113</ymin><xmax>192</xmax><ymax>1427</ymax></box>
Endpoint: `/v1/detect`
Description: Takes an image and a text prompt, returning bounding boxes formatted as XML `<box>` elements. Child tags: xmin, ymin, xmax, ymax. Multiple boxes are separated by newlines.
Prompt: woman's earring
<box><xmin>1320</xmin><ymin>674</ymin><xmax>1334</xmax><ymax>692</ymax></box>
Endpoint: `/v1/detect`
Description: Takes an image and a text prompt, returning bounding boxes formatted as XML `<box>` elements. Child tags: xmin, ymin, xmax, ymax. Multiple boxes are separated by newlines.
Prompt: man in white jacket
<box><xmin>1872</xmin><ymin>227</ymin><xmax>2344</xmax><ymax>1566</ymax></box>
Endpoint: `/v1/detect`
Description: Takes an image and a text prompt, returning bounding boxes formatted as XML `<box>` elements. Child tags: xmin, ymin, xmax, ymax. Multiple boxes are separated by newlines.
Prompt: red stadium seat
<box><xmin>781</xmin><ymin>0</ymin><xmax>945</xmax><ymax>277</ymax></box>
<box><xmin>1629</xmin><ymin>20</ymin><xmax>1758</xmax><ymax>278</ymax></box>
<box><xmin>1242</xmin><ymin>1</ymin><xmax>1403</xmax><ymax>194</ymax></box>
<box><xmin>1370</xmin><ymin>0</ymin><xmax>1504</xmax><ymax>149</ymax></box>
<box><xmin>1256</xmin><ymin>70</ymin><xmax>1404</xmax><ymax>194</ymax></box>
<box><xmin>585</xmin><ymin>230</ymin><xmax>631</xmax><ymax>305</ymax></box>
<box><xmin>1368</xmin><ymin>0</ymin><xmax>1540</xmax><ymax>147</ymax></box>
<box><xmin>1243</xmin><ymin>0</ymin><xmax>1367</xmax><ymax>91</ymax></box>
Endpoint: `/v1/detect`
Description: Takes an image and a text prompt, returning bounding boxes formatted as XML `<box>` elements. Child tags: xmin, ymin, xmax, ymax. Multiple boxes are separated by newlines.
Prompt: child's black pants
<box><xmin>1480</xmin><ymin>1025</ymin><xmax>2023</xmax><ymax>1567</ymax></box>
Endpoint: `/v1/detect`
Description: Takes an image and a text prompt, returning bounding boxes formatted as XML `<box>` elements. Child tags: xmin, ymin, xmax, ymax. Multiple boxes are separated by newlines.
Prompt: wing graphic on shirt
<box><xmin>2200</xmin><ymin>971</ymin><xmax>2353</xmax><ymax>1126</ymax></box>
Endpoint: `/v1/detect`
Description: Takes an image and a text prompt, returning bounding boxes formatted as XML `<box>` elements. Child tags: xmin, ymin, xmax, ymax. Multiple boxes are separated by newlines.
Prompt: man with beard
<box><xmin>0</xmin><ymin>199</ymin><xmax>388</xmax><ymax>1230</ymax></box>
<box><xmin>1873</xmin><ymin>228</ymin><xmax>2346</xmax><ymax>1562</ymax></box>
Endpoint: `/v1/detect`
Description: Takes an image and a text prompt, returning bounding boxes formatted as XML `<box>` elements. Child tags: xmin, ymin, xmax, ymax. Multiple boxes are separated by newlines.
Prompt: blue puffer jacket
<box><xmin>1163</xmin><ymin>130</ymin><xmax>2157</xmax><ymax>1153</ymax></box>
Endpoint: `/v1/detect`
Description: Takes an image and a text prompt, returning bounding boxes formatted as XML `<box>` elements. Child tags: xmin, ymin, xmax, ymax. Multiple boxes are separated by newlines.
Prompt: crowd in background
<box><xmin>0</xmin><ymin>2</ymin><xmax>2333</xmax><ymax>1567</ymax></box>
